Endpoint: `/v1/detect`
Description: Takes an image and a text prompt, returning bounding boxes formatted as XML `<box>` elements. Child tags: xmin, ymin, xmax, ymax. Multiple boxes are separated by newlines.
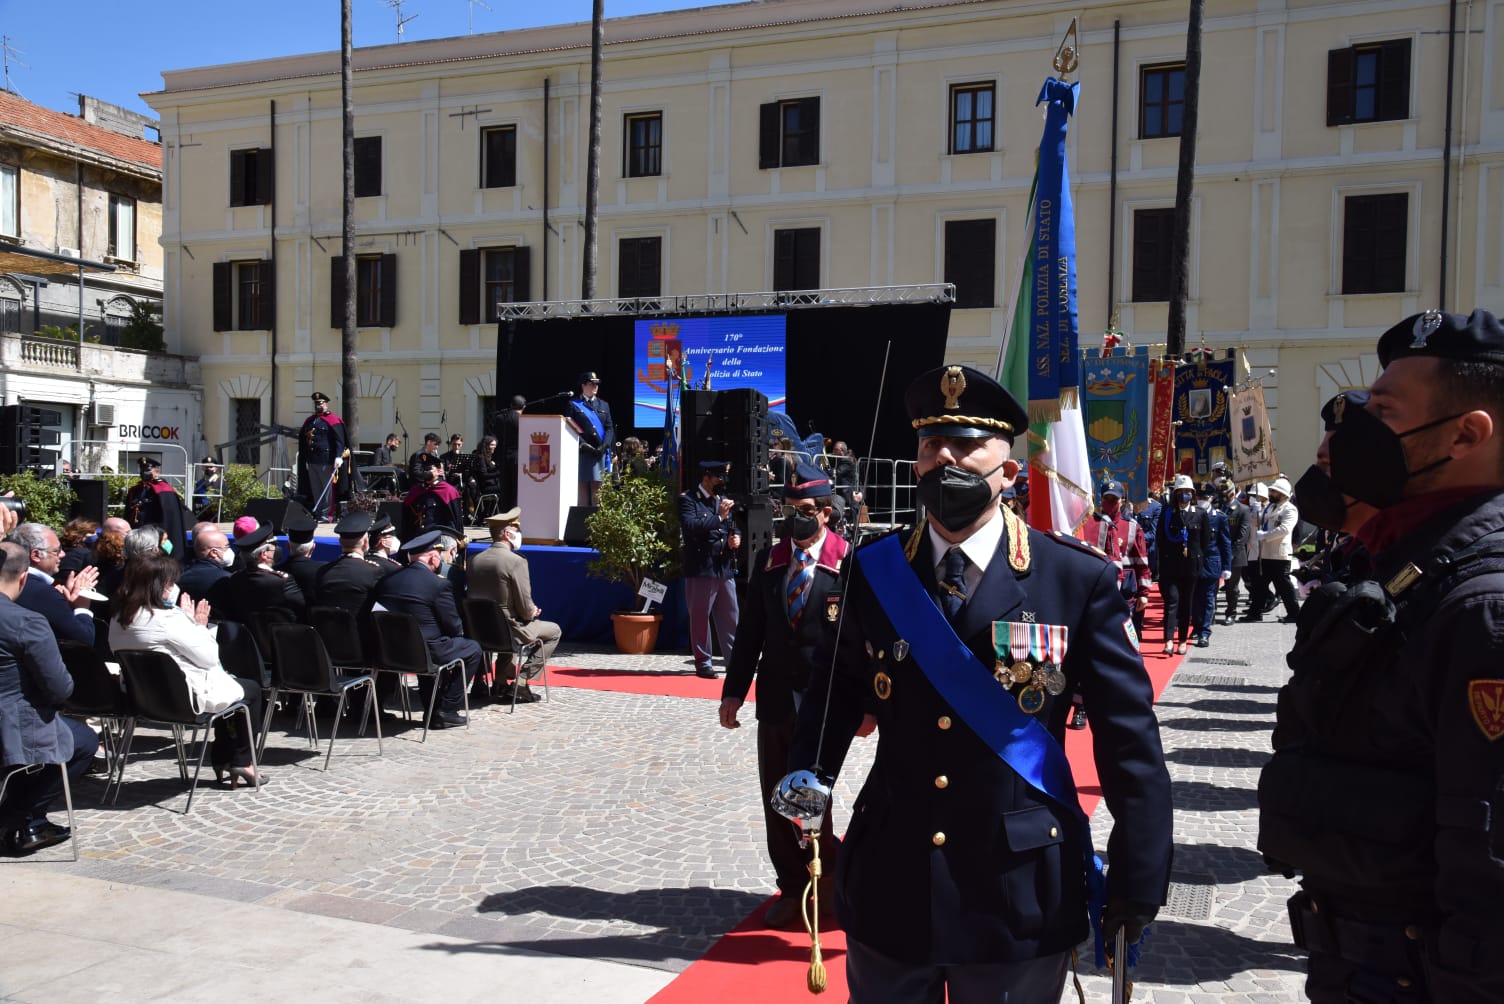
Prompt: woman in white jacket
<box><xmin>109</xmin><ymin>552</ymin><xmax>268</xmax><ymax>787</ymax></box>
<box><xmin>1242</xmin><ymin>476</ymin><xmax>1302</xmax><ymax>623</ymax></box>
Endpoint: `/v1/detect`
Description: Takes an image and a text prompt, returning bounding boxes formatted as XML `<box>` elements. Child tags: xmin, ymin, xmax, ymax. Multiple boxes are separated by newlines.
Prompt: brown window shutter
<box><xmin>229</xmin><ymin>154</ymin><xmax>246</xmax><ymax>208</ymax></box>
<box><xmin>258</xmin><ymin>259</ymin><xmax>275</xmax><ymax>326</ymax></box>
<box><xmin>799</xmin><ymin>97</ymin><xmax>821</xmax><ymax>164</ymax></box>
<box><xmin>378</xmin><ymin>253</ymin><xmax>398</xmax><ymax>327</ymax></box>
<box><xmin>1327</xmin><ymin>48</ymin><xmax>1354</xmax><ymax>126</ymax></box>
<box><xmin>513</xmin><ymin>246</ymin><xmax>531</xmax><ymax>303</ymax></box>
<box><xmin>330</xmin><ymin>256</ymin><xmax>345</xmax><ymax>328</ymax></box>
<box><xmin>758</xmin><ymin>103</ymin><xmax>780</xmax><ymax>169</ymax></box>
<box><xmin>212</xmin><ymin>262</ymin><xmax>232</xmax><ymax>331</ymax></box>
<box><xmin>1378</xmin><ymin>39</ymin><xmax>1411</xmax><ymax>120</ymax></box>
<box><xmin>256</xmin><ymin>148</ymin><xmax>274</xmax><ymax>206</ymax></box>
<box><xmin>458</xmin><ymin>249</ymin><xmax>480</xmax><ymax>325</ymax></box>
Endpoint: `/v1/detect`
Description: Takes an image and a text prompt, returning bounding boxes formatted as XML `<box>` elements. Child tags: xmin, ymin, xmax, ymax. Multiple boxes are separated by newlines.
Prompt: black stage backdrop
<box><xmin>495</xmin><ymin>302</ymin><xmax>953</xmax><ymax>464</ymax></box>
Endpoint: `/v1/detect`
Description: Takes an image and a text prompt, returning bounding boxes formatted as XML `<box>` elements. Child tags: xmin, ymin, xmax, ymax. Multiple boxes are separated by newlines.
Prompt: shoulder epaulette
<box><xmin>1043</xmin><ymin>528</ymin><xmax>1112</xmax><ymax>563</ymax></box>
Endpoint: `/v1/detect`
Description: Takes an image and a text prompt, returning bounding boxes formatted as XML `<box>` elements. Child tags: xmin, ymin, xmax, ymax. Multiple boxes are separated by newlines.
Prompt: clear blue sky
<box><xmin>0</xmin><ymin>0</ymin><xmax>738</xmax><ymax>123</ymax></box>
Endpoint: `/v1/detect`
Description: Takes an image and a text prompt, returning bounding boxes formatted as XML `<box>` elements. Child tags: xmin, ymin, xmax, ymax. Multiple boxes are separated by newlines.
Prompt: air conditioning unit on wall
<box><xmin>91</xmin><ymin>403</ymin><xmax>115</xmax><ymax>427</ymax></box>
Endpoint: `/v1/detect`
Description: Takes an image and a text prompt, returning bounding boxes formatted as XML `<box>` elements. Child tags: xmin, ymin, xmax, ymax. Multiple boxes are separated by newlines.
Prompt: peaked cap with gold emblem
<box><xmin>905</xmin><ymin>364</ymin><xmax>1029</xmax><ymax>440</ymax></box>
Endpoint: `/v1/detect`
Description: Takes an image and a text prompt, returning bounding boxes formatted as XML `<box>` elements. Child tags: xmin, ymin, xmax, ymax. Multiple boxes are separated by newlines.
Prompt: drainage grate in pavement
<box><xmin>1162</xmin><ymin>875</ymin><xmax>1216</xmax><ymax>919</ymax></box>
<box><xmin>1177</xmin><ymin>668</ymin><xmax>1252</xmax><ymax>683</ymax></box>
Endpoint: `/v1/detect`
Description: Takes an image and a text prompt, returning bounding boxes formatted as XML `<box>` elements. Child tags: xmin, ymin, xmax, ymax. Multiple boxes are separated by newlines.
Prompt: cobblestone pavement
<box><xmin>1</xmin><ymin>614</ymin><xmax>1312</xmax><ymax>1003</ymax></box>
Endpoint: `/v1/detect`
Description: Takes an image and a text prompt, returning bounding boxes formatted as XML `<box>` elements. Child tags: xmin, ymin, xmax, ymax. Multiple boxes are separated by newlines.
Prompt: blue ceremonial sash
<box><xmin>570</xmin><ymin>398</ymin><xmax>606</xmax><ymax>449</ymax></box>
<box><xmin>856</xmin><ymin>533</ymin><xmax>1110</xmax><ymax>962</ymax></box>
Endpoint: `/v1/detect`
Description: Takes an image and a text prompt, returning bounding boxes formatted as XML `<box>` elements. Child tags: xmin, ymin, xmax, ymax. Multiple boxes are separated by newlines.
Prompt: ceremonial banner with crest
<box><xmin>1227</xmin><ymin>382</ymin><xmax>1278</xmax><ymax>483</ymax></box>
<box><xmin>1172</xmin><ymin>358</ymin><xmax>1235</xmax><ymax>478</ymax></box>
<box><xmin>1080</xmin><ymin>346</ymin><xmax>1150</xmax><ymax>502</ymax></box>
<box><xmin>1147</xmin><ymin>358</ymin><xmax>1176</xmax><ymax>495</ymax></box>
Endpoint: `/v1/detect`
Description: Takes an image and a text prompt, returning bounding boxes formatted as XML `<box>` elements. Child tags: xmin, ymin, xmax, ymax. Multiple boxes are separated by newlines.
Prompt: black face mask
<box><xmin>1328</xmin><ymin>404</ymin><xmax>1462</xmax><ymax>508</ymax></box>
<box><xmin>783</xmin><ymin>511</ymin><xmax>820</xmax><ymax>541</ymax></box>
<box><xmin>917</xmin><ymin>460</ymin><xmax>1009</xmax><ymax>533</ymax></box>
<box><xmin>1292</xmin><ymin>465</ymin><xmax>1353</xmax><ymax>532</ymax></box>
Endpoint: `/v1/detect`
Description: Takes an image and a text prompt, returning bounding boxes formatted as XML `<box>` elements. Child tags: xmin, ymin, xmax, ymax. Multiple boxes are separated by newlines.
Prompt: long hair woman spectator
<box><xmin>108</xmin><ymin>553</ymin><xmax>267</xmax><ymax>787</ymax></box>
<box><xmin>57</xmin><ymin>518</ymin><xmax>98</xmax><ymax>577</ymax></box>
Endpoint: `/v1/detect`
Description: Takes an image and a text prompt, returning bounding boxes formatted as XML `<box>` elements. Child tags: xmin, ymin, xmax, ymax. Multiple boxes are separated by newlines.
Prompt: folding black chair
<box><xmin>113</xmin><ymin>649</ymin><xmax>259</xmax><ymax>814</ymax></box>
<box><xmin>370</xmin><ymin>611</ymin><xmax>468</xmax><ymax>743</ymax></box>
<box><xmin>58</xmin><ymin>640</ymin><xmax>130</xmax><ymax>801</ymax></box>
<box><xmin>262</xmin><ymin>623</ymin><xmax>381</xmax><ymax>770</ymax></box>
<box><xmin>462</xmin><ymin>597</ymin><xmax>546</xmax><ymax>714</ymax></box>
<box><xmin>0</xmin><ymin>762</ymin><xmax>78</xmax><ymax>861</ymax></box>
<box><xmin>309</xmin><ymin>606</ymin><xmax>411</xmax><ymax>720</ymax></box>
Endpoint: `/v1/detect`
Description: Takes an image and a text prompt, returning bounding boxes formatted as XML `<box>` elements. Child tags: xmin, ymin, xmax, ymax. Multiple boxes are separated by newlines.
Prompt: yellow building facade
<box><xmin>146</xmin><ymin>0</ymin><xmax>1504</xmax><ymax>468</ymax></box>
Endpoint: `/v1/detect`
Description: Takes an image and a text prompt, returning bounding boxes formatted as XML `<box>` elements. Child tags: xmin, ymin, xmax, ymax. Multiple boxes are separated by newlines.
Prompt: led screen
<box><xmin>631</xmin><ymin>315</ymin><xmax>786</xmax><ymax>426</ymax></box>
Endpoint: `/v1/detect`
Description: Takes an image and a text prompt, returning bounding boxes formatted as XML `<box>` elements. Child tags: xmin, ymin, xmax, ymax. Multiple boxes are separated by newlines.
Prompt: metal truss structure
<box><xmin>494</xmin><ymin>283</ymin><xmax>956</xmax><ymax>320</ymax></box>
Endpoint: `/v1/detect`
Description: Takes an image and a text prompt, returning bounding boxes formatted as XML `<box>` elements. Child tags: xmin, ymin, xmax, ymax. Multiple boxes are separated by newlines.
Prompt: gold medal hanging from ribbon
<box><xmin>992</xmin><ymin>621</ymin><xmax>1069</xmax><ymax>714</ymax></box>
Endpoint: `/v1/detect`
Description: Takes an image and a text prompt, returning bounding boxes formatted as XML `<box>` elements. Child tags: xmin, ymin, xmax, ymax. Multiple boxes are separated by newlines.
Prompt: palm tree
<box><xmin>1167</xmin><ymin>0</ymin><xmax>1203</xmax><ymax>359</ymax></box>
<box><xmin>581</xmin><ymin>0</ymin><xmax>604</xmax><ymax>299</ymax></box>
<box><xmin>341</xmin><ymin>0</ymin><xmax>360</xmax><ymax>444</ymax></box>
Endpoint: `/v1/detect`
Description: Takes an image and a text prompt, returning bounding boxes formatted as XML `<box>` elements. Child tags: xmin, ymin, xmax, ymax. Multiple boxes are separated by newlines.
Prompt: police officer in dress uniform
<box><xmin>402</xmin><ymin>459</ymin><xmax>465</xmax><ymax>539</ymax></box>
<box><xmin>1258</xmin><ymin>309</ymin><xmax>1504</xmax><ymax>1004</ymax></box>
<box><xmin>781</xmin><ymin>364</ymin><xmax>1173</xmax><ymax>1003</ymax></box>
<box><xmin>124</xmin><ymin>457</ymin><xmax>189</xmax><ymax>561</ymax></box>
<box><xmin>278</xmin><ymin>516</ymin><xmax>324</xmax><ymax>599</ymax></box>
<box><xmin>678</xmin><ymin>460</ymin><xmax>741</xmax><ymax>679</ymax></box>
<box><xmin>299</xmin><ymin>392</ymin><xmax>349</xmax><ymax>520</ymax></box>
<box><xmin>720</xmin><ymin>461</ymin><xmax>850</xmax><ymax>929</ymax></box>
<box><xmin>365</xmin><ymin>513</ymin><xmax>404</xmax><ymax>574</ymax></box>
<box><xmin>219</xmin><ymin>523</ymin><xmax>306</xmax><ymax>624</ymax></box>
<box><xmin>1158</xmin><ymin>473</ymin><xmax>1211</xmax><ymax>654</ymax></box>
<box><xmin>1288</xmin><ymin>391</ymin><xmax>1380</xmax><ymax>588</ymax></box>
<box><xmin>570</xmin><ymin>371</ymin><xmax>614</xmax><ymax>507</ymax></box>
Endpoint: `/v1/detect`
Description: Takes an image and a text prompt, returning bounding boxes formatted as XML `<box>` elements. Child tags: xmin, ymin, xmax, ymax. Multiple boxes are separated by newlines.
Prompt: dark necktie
<box><xmin>940</xmin><ymin>547</ymin><xmax>967</xmax><ymax>621</ymax></box>
<box><xmin>787</xmin><ymin>548</ymin><xmax>814</xmax><ymax>625</ymax></box>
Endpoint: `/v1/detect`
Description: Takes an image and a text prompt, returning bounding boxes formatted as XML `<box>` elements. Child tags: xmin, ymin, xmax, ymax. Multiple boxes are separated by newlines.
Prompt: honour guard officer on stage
<box><xmin>720</xmin><ymin>461</ymin><xmax>852</xmax><ymax>929</ymax></box>
<box><xmin>678</xmin><ymin>460</ymin><xmax>741</xmax><ymax>679</ymax></box>
<box><xmin>278</xmin><ymin>516</ymin><xmax>324</xmax><ymax>599</ymax></box>
<box><xmin>402</xmin><ymin>458</ymin><xmax>465</xmax><ymax>539</ymax></box>
<box><xmin>299</xmin><ymin>392</ymin><xmax>349</xmax><ymax>521</ymax></box>
<box><xmin>123</xmin><ymin>457</ymin><xmax>188</xmax><ymax>561</ymax></box>
<box><xmin>1260</xmin><ymin>309</ymin><xmax>1504</xmax><ymax>1004</ymax></box>
<box><xmin>779</xmin><ymin>364</ymin><xmax>1172</xmax><ymax>1003</ymax></box>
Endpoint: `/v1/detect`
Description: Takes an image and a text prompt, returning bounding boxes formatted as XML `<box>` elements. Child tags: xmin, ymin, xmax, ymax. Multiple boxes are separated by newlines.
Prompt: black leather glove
<box><xmin>1101</xmin><ymin>899</ymin><xmax>1159</xmax><ymax>948</ymax></box>
<box><xmin>1262</xmin><ymin>853</ymin><xmax>1296</xmax><ymax>880</ymax></box>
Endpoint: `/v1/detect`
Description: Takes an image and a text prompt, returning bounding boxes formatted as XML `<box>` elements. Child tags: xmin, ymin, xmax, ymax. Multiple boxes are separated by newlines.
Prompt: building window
<box><xmin>1140</xmin><ymin>63</ymin><xmax>1185</xmax><ymax>139</ymax></box>
<box><xmin>949</xmin><ymin>83</ymin><xmax>995</xmax><ymax>154</ymax></box>
<box><xmin>773</xmin><ymin>227</ymin><xmax>821</xmax><ymax>292</ymax></box>
<box><xmin>457</xmin><ymin>247</ymin><xmax>531</xmax><ymax>324</ymax></box>
<box><xmin>212</xmin><ymin>260</ymin><xmax>274</xmax><ymax>331</ymax></box>
<box><xmin>229</xmin><ymin>148</ymin><xmax>272</xmax><ymax>207</ymax></box>
<box><xmin>618</xmin><ymin>236</ymin><xmax>662</xmax><ymax>301</ymax></box>
<box><xmin>0</xmin><ymin>163</ymin><xmax>17</xmax><ymax>239</ymax></box>
<box><xmin>233</xmin><ymin>397</ymin><xmax>262</xmax><ymax>466</ymax></box>
<box><xmin>944</xmin><ymin>219</ymin><xmax>997</xmax><ymax>309</ymax></box>
<box><xmin>1342</xmin><ymin>193</ymin><xmax>1407</xmax><ymax>294</ymax></box>
<box><xmin>108</xmin><ymin>194</ymin><xmax>136</xmax><ymax>261</ymax></box>
<box><xmin>1131</xmin><ymin>208</ymin><xmax>1177</xmax><ymax>302</ymax></box>
<box><xmin>624</xmin><ymin>113</ymin><xmax>663</xmax><ymax>178</ymax></box>
<box><xmin>103</xmin><ymin>314</ymin><xmax>127</xmax><ymax>346</ymax></box>
<box><xmin>354</xmin><ymin>136</ymin><xmax>382</xmax><ymax>197</ymax></box>
<box><xmin>330</xmin><ymin>254</ymin><xmax>397</xmax><ymax>328</ymax></box>
<box><xmin>480</xmin><ymin>126</ymin><xmax>516</xmax><ymax>189</ymax></box>
<box><xmin>1328</xmin><ymin>39</ymin><xmax>1411</xmax><ymax>125</ymax></box>
<box><xmin>0</xmin><ymin>297</ymin><xmax>20</xmax><ymax>333</ymax></box>
<box><xmin>759</xmin><ymin>97</ymin><xmax>820</xmax><ymax>169</ymax></box>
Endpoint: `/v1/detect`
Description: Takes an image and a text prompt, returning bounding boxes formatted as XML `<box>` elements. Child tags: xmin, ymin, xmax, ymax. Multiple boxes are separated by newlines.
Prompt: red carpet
<box><xmin>548</xmin><ymin>666</ymin><xmax>752</xmax><ymax>701</ymax></box>
<box><xmin>644</xmin><ymin>600</ymin><xmax>1185</xmax><ymax>1004</ymax></box>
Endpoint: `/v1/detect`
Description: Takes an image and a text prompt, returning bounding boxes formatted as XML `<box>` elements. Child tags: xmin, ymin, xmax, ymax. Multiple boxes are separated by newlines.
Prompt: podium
<box><xmin>516</xmin><ymin>415</ymin><xmax>580</xmax><ymax>543</ymax></box>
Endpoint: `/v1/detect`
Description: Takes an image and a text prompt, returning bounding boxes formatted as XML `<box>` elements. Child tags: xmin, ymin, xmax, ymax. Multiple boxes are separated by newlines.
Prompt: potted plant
<box><xmin>585</xmin><ymin>469</ymin><xmax>682</xmax><ymax>653</ymax></box>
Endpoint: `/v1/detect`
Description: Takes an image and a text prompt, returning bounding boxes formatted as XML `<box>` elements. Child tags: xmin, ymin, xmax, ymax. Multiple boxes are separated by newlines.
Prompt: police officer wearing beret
<box><xmin>1259</xmin><ymin>309</ymin><xmax>1504</xmax><ymax>1004</ymax></box>
<box><xmin>782</xmin><ymin>364</ymin><xmax>1173</xmax><ymax>1002</ymax></box>
<box><xmin>720</xmin><ymin>461</ymin><xmax>851</xmax><ymax>928</ymax></box>
<box><xmin>299</xmin><ymin>392</ymin><xmax>349</xmax><ymax>520</ymax></box>
<box><xmin>369</xmin><ymin>529</ymin><xmax>480</xmax><ymax>730</ymax></box>
<box><xmin>1287</xmin><ymin>390</ymin><xmax>1380</xmax><ymax>590</ymax></box>
<box><xmin>679</xmin><ymin>460</ymin><xmax>741</xmax><ymax>679</ymax></box>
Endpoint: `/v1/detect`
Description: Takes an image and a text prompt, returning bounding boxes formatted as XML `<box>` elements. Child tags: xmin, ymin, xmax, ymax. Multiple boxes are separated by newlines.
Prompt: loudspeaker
<box><xmin>732</xmin><ymin>496</ymin><xmax>775</xmax><ymax>585</ymax></box>
<box><xmin>244</xmin><ymin>497</ymin><xmax>315</xmax><ymax>533</ymax></box>
<box><xmin>69</xmin><ymin>478</ymin><xmax>109</xmax><ymax>526</ymax></box>
<box><xmin>377</xmin><ymin>499</ymin><xmax>405</xmax><ymax>532</ymax></box>
<box><xmin>677</xmin><ymin>390</ymin><xmax>772</xmax><ymax>498</ymax></box>
<box><xmin>563</xmin><ymin>505</ymin><xmax>597</xmax><ymax>545</ymax></box>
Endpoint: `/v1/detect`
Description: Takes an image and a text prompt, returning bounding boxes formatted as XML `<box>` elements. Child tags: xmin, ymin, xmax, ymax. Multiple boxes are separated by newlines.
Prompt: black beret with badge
<box><xmin>1100</xmin><ymin>479</ymin><xmax>1124</xmax><ymax>499</ymax></box>
<box><xmin>698</xmin><ymin>459</ymin><xmax>731</xmax><ymax>477</ymax></box>
<box><xmin>905</xmin><ymin>364</ymin><xmax>1029</xmax><ymax>440</ymax></box>
<box><xmin>1320</xmin><ymin>389</ymin><xmax>1370</xmax><ymax>431</ymax></box>
<box><xmin>1377</xmin><ymin>308</ymin><xmax>1504</xmax><ymax>368</ymax></box>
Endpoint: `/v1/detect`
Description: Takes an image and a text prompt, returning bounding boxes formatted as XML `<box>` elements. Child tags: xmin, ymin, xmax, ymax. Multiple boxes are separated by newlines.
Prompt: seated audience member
<box><xmin>56</xmin><ymin>519</ymin><xmax>98</xmax><ymax>578</ymax></box>
<box><xmin>278</xmin><ymin>516</ymin><xmax>324</xmax><ymax>597</ymax></box>
<box><xmin>315</xmin><ymin>511</ymin><xmax>389</xmax><ymax>615</ymax></box>
<box><xmin>366</xmin><ymin>513</ymin><xmax>404</xmax><ymax>573</ymax></box>
<box><xmin>467</xmin><ymin>508</ymin><xmax>559</xmax><ymax>703</ymax></box>
<box><xmin>436</xmin><ymin>533</ymin><xmax>467</xmax><ymax>599</ymax></box>
<box><xmin>218</xmin><ymin>523</ymin><xmax>306</xmax><ymax>623</ymax></box>
<box><xmin>178</xmin><ymin>527</ymin><xmax>234</xmax><ymax>609</ymax></box>
<box><xmin>108</xmin><ymin>552</ymin><xmax>266</xmax><ymax>788</ymax></box>
<box><xmin>9</xmin><ymin>522</ymin><xmax>98</xmax><ymax>647</ymax></box>
<box><xmin>369</xmin><ymin>530</ymin><xmax>479</xmax><ymax>729</ymax></box>
<box><xmin>0</xmin><ymin>541</ymin><xmax>98</xmax><ymax>856</ymax></box>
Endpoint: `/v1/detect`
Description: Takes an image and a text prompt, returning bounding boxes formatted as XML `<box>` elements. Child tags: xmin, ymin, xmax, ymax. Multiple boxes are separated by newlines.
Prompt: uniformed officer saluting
<box><xmin>1259</xmin><ymin>309</ymin><xmax>1504</xmax><ymax>1004</ymax></box>
<box><xmin>781</xmin><ymin>364</ymin><xmax>1173</xmax><ymax>1002</ymax></box>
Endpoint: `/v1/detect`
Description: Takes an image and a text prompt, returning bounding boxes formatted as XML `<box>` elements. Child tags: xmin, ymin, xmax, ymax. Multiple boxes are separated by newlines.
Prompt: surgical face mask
<box><xmin>1292</xmin><ymin>465</ymin><xmax>1355</xmax><ymax>533</ymax></box>
<box><xmin>1196</xmin><ymin>499</ymin><xmax>1212</xmax><ymax>511</ymax></box>
<box><xmin>784</xmin><ymin>508</ymin><xmax>821</xmax><ymax>541</ymax></box>
<box><xmin>163</xmin><ymin>584</ymin><xmax>181</xmax><ymax>607</ymax></box>
<box><xmin>1175</xmin><ymin>491</ymin><xmax>1194</xmax><ymax>507</ymax></box>
<box><xmin>1100</xmin><ymin>497</ymin><xmax>1121</xmax><ymax>517</ymax></box>
<box><xmin>916</xmin><ymin>460</ymin><xmax>1009</xmax><ymax>533</ymax></box>
<box><xmin>1328</xmin><ymin>404</ymin><xmax>1462</xmax><ymax>508</ymax></box>
<box><xmin>216</xmin><ymin>546</ymin><xmax>235</xmax><ymax>568</ymax></box>
<box><xmin>505</xmin><ymin>527</ymin><xmax>522</xmax><ymax>549</ymax></box>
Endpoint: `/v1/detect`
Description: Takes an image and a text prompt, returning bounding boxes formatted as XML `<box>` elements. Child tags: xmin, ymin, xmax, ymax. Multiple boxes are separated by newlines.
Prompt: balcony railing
<box><xmin>18</xmin><ymin>335</ymin><xmax>78</xmax><ymax>369</ymax></box>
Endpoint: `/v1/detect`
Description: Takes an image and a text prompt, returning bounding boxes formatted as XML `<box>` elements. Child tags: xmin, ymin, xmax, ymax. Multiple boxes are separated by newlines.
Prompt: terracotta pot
<box><xmin>610</xmin><ymin>611</ymin><xmax>663</xmax><ymax>655</ymax></box>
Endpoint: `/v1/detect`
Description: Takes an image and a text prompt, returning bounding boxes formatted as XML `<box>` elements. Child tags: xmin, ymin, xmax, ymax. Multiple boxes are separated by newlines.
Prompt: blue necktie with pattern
<box><xmin>787</xmin><ymin>548</ymin><xmax>814</xmax><ymax>625</ymax></box>
<box><xmin>940</xmin><ymin>546</ymin><xmax>967</xmax><ymax>621</ymax></box>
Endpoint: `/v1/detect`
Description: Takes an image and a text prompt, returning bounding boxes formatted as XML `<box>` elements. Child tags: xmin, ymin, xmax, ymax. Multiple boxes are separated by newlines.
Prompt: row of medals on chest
<box><xmin>866</xmin><ymin>640</ymin><xmax>1067</xmax><ymax>714</ymax></box>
